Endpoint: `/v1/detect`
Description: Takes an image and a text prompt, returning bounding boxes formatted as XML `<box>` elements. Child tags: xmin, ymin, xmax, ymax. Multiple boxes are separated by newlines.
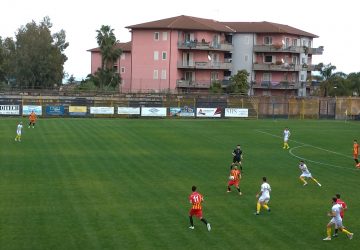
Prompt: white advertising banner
<box><xmin>196</xmin><ymin>108</ymin><xmax>222</xmax><ymax>118</ymax></box>
<box><xmin>90</xmin><ymin>107</ymin><xmax>114</xmax><ymax>114</ymax></box>
<box><xmin>225</xmin><ymin>108</ymin><xmax>249</xmax><ymax>118</ymax></box>
<box><xmin>22</xmin><ymin>105</ymin><xmax>42</xmax><ymax>115</ymax></box>
<box><xmin>141</xmin><ymin>107</ymin><xmax>167</xmax><ymax>117</ymax></box>
<box><xmin>118</xmin><ymin>107</ymin><xmax>140</xmax><ymax>115</ymax></box>
<box><xmin>0</xmin><ymin>105</ymin><xmax>20</xmax><ymax>115</ymax></box>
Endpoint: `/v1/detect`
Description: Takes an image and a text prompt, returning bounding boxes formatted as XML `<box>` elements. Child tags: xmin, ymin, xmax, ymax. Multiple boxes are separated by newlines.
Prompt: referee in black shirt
<box><xmin>231</xmin><ymin>145</ymin><xmax>243</xmax><ymax>171</ymax></box>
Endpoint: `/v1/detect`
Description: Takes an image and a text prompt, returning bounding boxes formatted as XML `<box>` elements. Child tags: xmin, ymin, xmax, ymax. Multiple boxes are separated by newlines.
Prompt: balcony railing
<box><xmin>253</xmin><ymin>45</ymin><xmax>303</xmax><ymax>53</ymax></box>
<box><xmin>307</xmin><ymin>46</ymin><xmax>324</xmax><ymax>55</ymax></box>
<box><xmin>178</xmin><ymin>61</ymin><xmax>232</xmax><ymax>70</ymax></box>
<box><xmin>176</xmin><ymin>80</ymin><xmax>210</xmax><ymax>89</ymax></box>
<box><xmin>253</xmin><ymin>63</ymin><xmax>302</xmax><ymax>71</ymax></box>
<box><xmin>252</xmin><ymin>81</ymin><xmax>302</xmax><ymax>89</ymax></box>
<box><xmin>253</xmin><ymin>45</ymin><xmax>324</xmax><ymax>55</ymax></box>
<box><xmin>176</xmin><ymin>79</ymin><xmax>231</xmax><ymax>89</ymax></box>
<box><xmin>178</xmin><ymin>41</ymin><xmax>233</xmax><ymax>51</ymax></box>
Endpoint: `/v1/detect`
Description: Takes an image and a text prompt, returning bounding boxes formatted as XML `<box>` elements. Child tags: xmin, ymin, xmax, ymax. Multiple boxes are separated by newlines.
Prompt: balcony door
<box><xmin>182</xmin><ymin>52</ymin><xmax>194</xmax><ymax>67</ymax></box>
<box><xmin>184</xmin><ymin>71</ymin><xmax>195</xmax><ymax>83</ymax></box>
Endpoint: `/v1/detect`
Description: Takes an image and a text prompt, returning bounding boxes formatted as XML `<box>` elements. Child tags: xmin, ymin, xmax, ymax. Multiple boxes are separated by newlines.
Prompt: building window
<box><xmin>308</xmin><ymin>40</ymin><xmax>312</xmax><ymax>48</ymax></box>
<box><xmin>300</xmin><ymin>74</ymin><xmax>305</xmax><ymax>81</ymax></box>
<box><xmin>162</xmin><ymin>32</ymin><xmax>168</xmax><ymax>41</ymax></box>
<box><xmin>161</xmin><ymin>69</ymin><xmax>167</xmax><ymax>80</ymax></box>
<box><xmin>245</xmin><ymin>36</ymin><xmax>250</xmax><ymax>45</ymax></box>
<box><xmin>264</xmin><ymin>36</ymin><xmax>272</xmax><ymax>45</ymax></box>
<box><xmin>264</xmin><ymin>55</ymin><xmax>273</xmax><ymax>63</ymax></box>
<box><xmin>244</xmin><ymin>55</ymin><xmax>249</xmax><ymax>62</ymax></box>
<box><xmin>154</xmin><ymin>32</ymin><xmax>160</xmax><ymax>41</ymax></box>
<box><xmin>121</xmin><ymin>53</ymin><xmax>125</xmax><ymax>60</ymax></box>
<box><xmin>154</xmin><ymin>51</ymin><xmax>159</xmax><ymax>61</ymax></box>
<box><xmin>301</xmin><ymin>57</ymin><xmax>306</xmax><ymax>64</ymax></box>
<box><xmin>292</xmin><ymin>39</ymin><xmax>298</xmax><ymax>46</ymax></box>
<box><xmin>121</xmin><ymin>67</ymin><xmax>125</xmax><ymax>73</ymax></box>
<box><xmin>162</xmin><ymin>51</ymin><xmax>167</xmax><ymax>60</ymax></box>
<box><xmin>302</xmin><ymin>40</ymin><xmax>306</xmax><ymax>46</ymax></box>
<box><xmin>113</xmin><ymin>65</ymin><xmax>118</xmax><ymax>72</ymax></box>
<box><xmin>211</xmin><ymin>72</ymin><xmax>219</xmax><ymax>81</ymax></box>
<box><xmin>263</xmin><ymin>73</ymin><xmax>271</xmax><ymax>82</ymax></box>
<box><xmin>153</xmin><ymin>70</ymin><xmax>158</xmax><ymax>79</ymax></box>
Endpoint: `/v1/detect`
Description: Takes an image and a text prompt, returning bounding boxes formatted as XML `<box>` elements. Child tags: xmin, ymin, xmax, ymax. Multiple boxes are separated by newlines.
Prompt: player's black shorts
<box><xmin>233</xmin><ymin>157</ymin><xmax>241</xmax><ymax>163</ymax></box>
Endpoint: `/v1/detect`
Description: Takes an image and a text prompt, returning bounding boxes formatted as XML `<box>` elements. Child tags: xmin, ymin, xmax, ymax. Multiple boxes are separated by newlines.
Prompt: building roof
<box><xmin>87</xmin><ymin>41</ymin><xmax>132</xmax><ymax>52</ymax></box>
<box><xmin>126</xmin><ymin>15</ymin><xmax>235</xmax><ymax>32</ymax></box>
<box><xmin>222</xmin><ymin>21</ymin><xmax>318</xmax><ymax>38</ymax></box>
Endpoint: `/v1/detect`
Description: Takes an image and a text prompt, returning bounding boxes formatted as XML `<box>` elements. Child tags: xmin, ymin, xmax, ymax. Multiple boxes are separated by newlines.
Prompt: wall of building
<box><xmin>232</xmin><ymin>33</ymin><xmax>255</xmax><ymax>81</ymax></box>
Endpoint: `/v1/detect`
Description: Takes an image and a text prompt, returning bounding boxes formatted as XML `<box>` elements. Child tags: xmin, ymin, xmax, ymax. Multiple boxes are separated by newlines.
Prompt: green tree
<box><xmin>0</xmin><ymin>37</ymin><xmax>16</xmax><ymax>85</ymax></box>
<box><xmin>318</xmin><ymin>63</ymin><xmax>337</xmax><ymax>97</ymax></box>
<box><xmin>229</xmin><ymin>70</ymin><xmax>249</xmax><ymax>94</ymax></box>
<box><xmin>14</xmin><ymin>16</ymin><xmax>69</xmax><ymax>88</ymax></box>
<box><xmin>347</xmin><ymin>72</ymin><xmax>360</xmax><ymax>96</ymax></box>
<box><xmin>209</xmin><ymin>80</ymin><xmax>223</xmax><ymax>94</ymax></box>
<box><xmin>93</xmin><ymin>25</ymin><xmax>122</xmax><ymax>89</ymax></box>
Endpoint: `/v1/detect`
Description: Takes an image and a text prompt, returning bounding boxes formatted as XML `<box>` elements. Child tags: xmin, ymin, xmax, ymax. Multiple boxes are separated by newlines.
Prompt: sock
<box><xmin>300</xmin><ymin>177</ymin><xmax>306</xmax><ymax>184</ymax></box>
<box><xmin>201</xmin><ymin>218</ymin><xmax>208</xmax><ymax>225</ymax></box>
<box><xmin>263</xmin><ymin>204</ymin><xmax>269</xmax><ymax>210</ymax></box>
<box><xmin>312</xmin><ymin>178</ymin><xmax>320</xmax><ymax>185</ymax></box>
<box><xmin>342</xmin><ymin>228</ymin><xmax>352</xmax><ymax>235</ymax></box>
<box><xmin>327</xmin><ymin>227</ymin><xmax>331</xmax><ymax>237</ymax></box>
<box><xmin>227</xmin><ymin>187</ymin><xmax>231</xmax><ymax>191</ymax></box>
<box><xmin>237</xmin><ymin>187</ymin><xmax>241</xmax><ymax>193</ymax></box>
<box><xmin>256</xmin><ymin>202</ymin><xmax>261</xmax><ymax>213</ymax></box>
<box><xmin>283</xmin><ymin>143</ymin><xmax>286</xmax><ymax>148</ymax></box>
<box><xmin>355</xmin><ymin>159</ymin><xmax>359</xmax><ymax>164</ymax></box>
<box><xmin>334</xmin><ymin>228</ymin><xmax>338</xmax><ymax>235</ymax></box>
<box><xmin>189</xmin><ymin>216</ymin><xmax>193</xmax><ymax>227</ymax></box>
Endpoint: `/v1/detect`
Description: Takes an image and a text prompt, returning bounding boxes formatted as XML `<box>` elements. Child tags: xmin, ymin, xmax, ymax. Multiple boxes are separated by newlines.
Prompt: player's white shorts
<box><xmin>300</xmin><ymin>172</ymin><xmax>312</xmax><ymax>178</ymax></box>
<box><xmin>329</xmin><ymin>217</ymin><xmax>343</xmax><ymax>228</ymax></box>
<box><xmin>284</xmin><ymin>136</ymin><xmax>289</xmax><ymax>142</ymax></box>
<box><xmin>258</xmin><ymin>195</ymin><xmax>270</xmax><ymax>203</ymax></box>
<box><xmin>17</xmin><ymin>132</ymin><xmax>21</xmax><ymax>136</ymax></box>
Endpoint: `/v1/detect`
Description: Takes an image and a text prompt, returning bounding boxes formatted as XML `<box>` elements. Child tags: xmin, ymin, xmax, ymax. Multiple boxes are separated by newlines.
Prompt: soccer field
<box><xmin>0</xmin><ymin>118</ymin><xmax>359</xmax><ymax>250</ymax></box>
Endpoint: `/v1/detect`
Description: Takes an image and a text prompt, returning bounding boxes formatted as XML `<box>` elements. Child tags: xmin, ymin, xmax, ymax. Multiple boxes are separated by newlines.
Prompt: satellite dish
<box><xmin>281</xmin><ymin>40</ymin><xmax>285</xmax><ymax>45</ymax></box>
<box><xmin>281</xmin><ymin>58</ymin><xmax>284</xmax><ymax>64</ymax></box>
<box><xmin>208</xmin><ymin>54</ymin><xmax>212</xmax><ymax>61</ymax></box>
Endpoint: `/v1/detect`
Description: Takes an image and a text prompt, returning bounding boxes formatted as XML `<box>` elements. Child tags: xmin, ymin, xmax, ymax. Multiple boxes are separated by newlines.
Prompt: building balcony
<box><xmin>176</xmin><ymin>80</ymin><xmax>210</xmax><ymax>89</ymax></box>
<box><xmin>307</xmin><ymin>46</ymin><xmax>324</xmax><ymax>55</ymax></box>
<box><xmin>253</xmin><ymin>45</ymin><xmax>303</xmax><ymax>53</ymax></box>
<box><xmin>253</xmin><ymin>45</ymin><xmax>324</xmax><ymax>55</ymax></box>
<box><xmin>178</xmin><ymin>61</ymin><xmax>232</xmax><ymax>70</ymax></box>
<box><xmin>253</xmin><ymin>63</ymin><xmax>302</xmax><ymax>71</ymax></box>
<box><xmin>252</xmin><ymin>81</ymin><xmax>303</xmax><ymax>89</ymax></box>
<box><xmin>176</xmin><ymin>79</ymin><xmax>231</xmax><ymax>89</ymax></box>
<box><xmin>178</xmin><ymin>41</ymin><xmax>233</xmax><ymax>51</ymax></box>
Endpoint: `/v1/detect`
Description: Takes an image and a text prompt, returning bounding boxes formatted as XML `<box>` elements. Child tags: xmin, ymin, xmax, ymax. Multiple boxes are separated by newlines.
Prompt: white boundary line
<box><xmin>256</xmin><ymin>130</ymin><xmax>352</xmax><ymax>159</ymax></box>
<box><xmin>289</xmin><ymin>146</ymin><xmax>356</xmax><ymax>171</ymax></box>
<box><xmin>256</xmin><ymin>129</ymin><xmax>358</xmax><ymax>171</ymax></box>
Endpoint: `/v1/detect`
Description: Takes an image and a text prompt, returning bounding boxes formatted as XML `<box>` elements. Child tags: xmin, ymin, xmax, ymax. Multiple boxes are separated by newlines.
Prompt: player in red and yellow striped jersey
<box><xmin>188</xmin><ymin>186</ymin><xmax>211</xmax><ymax>231</ymax></box>
<box><xmin>227</xmin><ymin>165</ymin><xmax>242</xmax><ymax>195</ymax></box>
<box><xmin>353</xmin><ymin>139</ymin><xmax>360</xmax><ymax>168</ymax></box>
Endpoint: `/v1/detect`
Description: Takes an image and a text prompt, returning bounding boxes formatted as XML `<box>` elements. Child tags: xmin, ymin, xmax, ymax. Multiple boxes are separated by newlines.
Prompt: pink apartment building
<box><xmin>88</xmin><ymin>15</ymin><xmax>323</xmax><ymax>96</ymax></box>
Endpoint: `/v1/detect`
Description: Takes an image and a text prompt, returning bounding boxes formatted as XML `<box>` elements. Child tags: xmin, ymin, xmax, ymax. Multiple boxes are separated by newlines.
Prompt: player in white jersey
<box><xmin>298</xmin><ymin>160</ymin><xmax>321</xmax><ymax>186</ymax></box>
<box><xmin>15</xmin><ymin>121</ymin><xmax>23</xmax><ymax>142</ymax></box>
<box><xmin>283</xmin><ymin>127</ymin><xmax>291</xmax><ymax>149</ymax></box>
<box><xmin>255</xmin><ymin>177</ymin><xmax>271</xmax><ymax>215</ymax></box>
<box><xmin>323</xmin><ymin>197</ymin><xmax>353</xmax><ymax>240</ymax></box>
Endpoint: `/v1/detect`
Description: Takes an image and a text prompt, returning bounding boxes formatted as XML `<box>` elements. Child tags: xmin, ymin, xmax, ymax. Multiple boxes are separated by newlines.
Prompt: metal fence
<box><xmin>1</xmin><ymin>91</ymin><xmax>360</xmax><ymax>120</ymax></box>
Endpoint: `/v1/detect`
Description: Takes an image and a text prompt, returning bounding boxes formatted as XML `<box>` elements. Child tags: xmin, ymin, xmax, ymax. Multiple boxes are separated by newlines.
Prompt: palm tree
<box><xmin>96</xmin><ymin>25</ymin><xmax>122</xmax><ymax>70</ymax></box>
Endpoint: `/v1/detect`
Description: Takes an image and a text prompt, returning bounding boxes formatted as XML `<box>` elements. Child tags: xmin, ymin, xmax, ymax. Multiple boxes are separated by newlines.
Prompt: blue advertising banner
<box><xmin>46</xmin><ymin>106</ymin><xmax>65</xmax><ymax>115</ymax></box>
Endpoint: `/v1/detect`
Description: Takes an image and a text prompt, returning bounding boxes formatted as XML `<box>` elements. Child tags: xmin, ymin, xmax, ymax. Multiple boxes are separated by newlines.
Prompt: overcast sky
<box><xmin>1</xmin><ymin>0</ymin><xmax>358</xmax><ymax>80</ymax></box>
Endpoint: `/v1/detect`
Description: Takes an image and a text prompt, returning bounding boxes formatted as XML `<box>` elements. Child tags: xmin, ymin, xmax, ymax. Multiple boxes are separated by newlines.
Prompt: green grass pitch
<box><xmin>0</xmin><ymin>118</ymin><xmax>359</xmax><ymax>250</ymax></box>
